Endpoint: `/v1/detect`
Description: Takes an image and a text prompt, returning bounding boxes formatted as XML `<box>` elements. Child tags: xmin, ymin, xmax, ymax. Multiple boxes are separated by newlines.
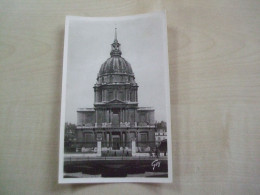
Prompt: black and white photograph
<box><xmin>59</xmin><ymin>12</ymin><xmax>172</xmax><ymax>183</ymax></box>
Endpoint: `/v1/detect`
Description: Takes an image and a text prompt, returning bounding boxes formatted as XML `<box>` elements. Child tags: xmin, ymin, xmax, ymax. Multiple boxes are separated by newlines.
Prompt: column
<box><xmin>119</xmin><ymin>108</ymin><xmax>121</xmax><ymax>124</ymax></box>
<box><xmin>136</xmin><ymin>89</ymin><xmax>138</xmax><ymax>102</ymax></box>
<box><xmin>97</xmin><ymin>140</ymin><xmax>101</xmax><ymax>156</ymax></box>
<box><xmin>103</xmin><ymin>89</ymin><xmax>106</xmax><ymax>101</ymax></box>
<box><xmin>96</xmin><ymin>90</ymin><xmax>99</xmax><ymax>102</ymax></box>
<box><xmin>121</xmin><ymin>109</ymin><xmax>123</xmax><ymax>123</ymax></box>
<box><xmin>125</xmin><ymin>109</ymin><xmax>127</xmax><ymax>123</ymax></box>
<box><xmin>120</xmin><ymin>131</ymin><xmax>122</xmax><ymax>143</ymax></box>
<box><xmin>126</xmin><ymin>131</ymin><xmax>129</xmax><ymax>147</ymax></box>
<box><xmin>103</xmin><ymin>108</ymin><xmax>105</xmax><ymax>123</ymax></box>
<box><xmin>95</xmin><ymin>110</ymin><xmax>98</xmax><ymax>127</ymax></box>
<box><xmin>109</xmin><ymin>132</ymin><xmax>112</xmax><ymax>148</ymax></box>
<box><xmin>106</xmin><ymin>133</ymin><xmax>109</xmax><ymax>147</ymax></box>
<box><xmin>132</xmin><ymin>138</ymin><xmax>136</xmax><ymax>156</ymax></box>
<box><xmin>124</xmin><ymin>88</ymin><xmax>127</xmax><ymax>101</ymax></box>
<box><xmin>123</xmin><ymin>109</ymin><xmax>125</xmax><ymax>122</ymax></box>
<box><xmin>109</xmin><ymin>110</ymin><xmax>111</xmax><ymax>123</ymax></box>
<box><xmin>123</xmin><ymin>132</ymin><xmax>125</xmax><ymax>147</ymax></box>
<box><xmin>135</xmin><ymin>109</ymin><xmax>138</xmax><ymax>125</ymax></box>
<box><xmin>108</xmin><ymin>110</ymin><xmax>111</xmax><ymax>123</ymax></box>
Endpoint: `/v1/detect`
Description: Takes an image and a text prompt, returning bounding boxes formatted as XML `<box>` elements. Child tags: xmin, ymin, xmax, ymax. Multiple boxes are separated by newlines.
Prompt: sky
<box><xmin>64</xmin><ymin>12</ymin><xmax>170</xmax><ymax>124</ymax></box>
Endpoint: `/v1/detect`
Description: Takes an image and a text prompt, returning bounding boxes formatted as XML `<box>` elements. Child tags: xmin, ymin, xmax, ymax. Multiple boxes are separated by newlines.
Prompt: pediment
<box><xmin>107</xmin><ymin>99</ymin><xmax>125</xmax><ymax>104</ymax></box>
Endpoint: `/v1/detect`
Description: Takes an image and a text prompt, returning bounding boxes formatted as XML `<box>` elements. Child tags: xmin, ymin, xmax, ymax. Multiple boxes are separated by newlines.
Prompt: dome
<box><xmin>98</xmin><ymin>28</ymin><xmax>134</xmax><ymax>78</ymax></box>
<box><xmin>98</xmin><ymin>56</ymin><xmax>133</xmax><ymax>76</ymax></box>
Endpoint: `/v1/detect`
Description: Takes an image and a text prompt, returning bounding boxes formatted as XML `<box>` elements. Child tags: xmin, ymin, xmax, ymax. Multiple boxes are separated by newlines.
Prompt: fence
<box><xmin>101</xmin><ymin>141</ymin><xmax>132</xmax><ymax>149</ymax></box>
<box><xmin>136</xmin><ymin>141</ymin><xmax>166</xmax><ymax>153</ymax></box>
<box><xmin>64</xmin><ymin>140</ymin><xmax>167</xmax><ymax>155</ymax></box>
<box><xmin>64</xmin><ymin>141</ymin><xmax>97</xmax><ymax>153</ymax></box>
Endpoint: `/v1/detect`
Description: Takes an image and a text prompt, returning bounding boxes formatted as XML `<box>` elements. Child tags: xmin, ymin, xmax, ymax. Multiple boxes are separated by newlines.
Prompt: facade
<box><xmin>76</xmin><ymin>29</ymin><xmax>156</xmax><ymax>150</ymax></box>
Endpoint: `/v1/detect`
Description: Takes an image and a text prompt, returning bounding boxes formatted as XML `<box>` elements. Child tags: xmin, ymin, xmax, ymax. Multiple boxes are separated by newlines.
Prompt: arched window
<box><xmin>118</xmin><ymin>91</ymin><xmax>123</xmax><ymax>100</ymax></box>
<box><xmin>110</xmin><ymin>92</ymin><xmax>114</xmax><ymax>101</ymax></box>
<box><xmin>130</xmin><ymin>91</ymin><xmax>134</xmax><ymax>102</ymax></box>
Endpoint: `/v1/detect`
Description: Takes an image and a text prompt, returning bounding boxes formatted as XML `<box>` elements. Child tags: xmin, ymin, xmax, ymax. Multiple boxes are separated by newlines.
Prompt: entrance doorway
<box><xmin>112</xmin><ymin>135</ymin><xmax>120</xmax><ymax>150</ymax></box>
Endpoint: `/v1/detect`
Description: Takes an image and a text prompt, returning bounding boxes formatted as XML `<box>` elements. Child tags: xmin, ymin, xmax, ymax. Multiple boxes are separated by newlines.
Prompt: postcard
<box><xmin>59</xmin><ymin>11</ymin><xmax>172</xmax><ymax>183</ymax></box>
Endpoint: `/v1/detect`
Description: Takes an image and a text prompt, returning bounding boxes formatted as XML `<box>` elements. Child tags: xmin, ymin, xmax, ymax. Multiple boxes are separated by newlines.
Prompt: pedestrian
<box><xmin>155</xmin><ymin>146</ymin><xmax>158</xmax><ymax>158</ymax></box>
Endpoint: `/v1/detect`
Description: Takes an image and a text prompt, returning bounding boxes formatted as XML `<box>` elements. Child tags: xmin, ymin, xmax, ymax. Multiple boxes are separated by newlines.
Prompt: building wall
<box><xmin>94</xmin><ymin>84</ymin><xmax>138</xmax><ymax>103</ymax></box>
<box><xmin>137</xmin><ymin>110</ymin><xmax>155</xmax><ymax>125</ymax></box>
<box><xmin>97</xmin><ymin>74</ymin><xmax>135</xmax><ymax>85</ymax></box>
<box><xmin>77</xmin><ymin>108</ymin><xmax>156</xmax><ymax>127</ymax></box>
<box><xmin>77</xmin><ymin>111</ymin><xmax>95</xmax><ymax>126</ymax></box>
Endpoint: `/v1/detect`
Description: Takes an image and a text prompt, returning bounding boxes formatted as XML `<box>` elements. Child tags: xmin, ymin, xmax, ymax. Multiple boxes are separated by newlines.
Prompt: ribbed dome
<box><xmin>99</xmin><ymin>56</ymin><xmax>133</xmax><ymax>76</ymax></box>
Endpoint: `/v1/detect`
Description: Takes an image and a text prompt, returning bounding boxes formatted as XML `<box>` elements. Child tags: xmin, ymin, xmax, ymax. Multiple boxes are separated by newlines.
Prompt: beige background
<box><xmin>0</xmin><ymin>0</ymin><xmax>260</xmax><ymax>194</ymax></box>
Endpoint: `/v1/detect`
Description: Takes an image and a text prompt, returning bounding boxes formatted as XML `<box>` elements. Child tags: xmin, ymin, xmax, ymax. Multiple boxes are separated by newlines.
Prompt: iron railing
<box><xmin>64</xmin><ymin>141</ymin><xmax>97</xmax><ymax>153</ymax></box>
<box><xmin>64</xmin><ymin>140</ymin><xmax>167</xmax><ymax>155</ymax></box>
<box><xmin>101</xmin><ymin>141</ymin><xmax>132</xmax><ymax>149</ymax></box>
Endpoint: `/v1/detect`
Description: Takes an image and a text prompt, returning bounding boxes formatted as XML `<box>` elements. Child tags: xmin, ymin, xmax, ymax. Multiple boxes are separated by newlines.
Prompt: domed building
<box><xmin>76</xmin><ymin>29</ymin><xmax>156</xmax><ymax>150</ymax></box>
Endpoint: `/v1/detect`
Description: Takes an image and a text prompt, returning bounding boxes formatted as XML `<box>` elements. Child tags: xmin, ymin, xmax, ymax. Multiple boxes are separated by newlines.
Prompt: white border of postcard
<box><xmin>58</xmin><ymin>11</ymin><xmax>172</xmax><ymax>184</ymax></box>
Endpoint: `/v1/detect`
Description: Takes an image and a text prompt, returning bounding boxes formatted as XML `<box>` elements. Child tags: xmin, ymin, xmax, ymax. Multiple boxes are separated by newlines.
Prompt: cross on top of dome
<box><xmin>110</xmin><ymin>28</ymin><xmax>122</xmax><ymax>57</ymax></box>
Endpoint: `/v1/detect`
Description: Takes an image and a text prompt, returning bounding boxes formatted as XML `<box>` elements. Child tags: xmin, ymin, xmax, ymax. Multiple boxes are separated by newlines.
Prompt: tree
<box><xmin>64</xmin><ymin>123</ymin><xmax>77</xmax><ymax>152</ymax></box>
<box><xmin>155</xmin><ymin>121</ymin><xmax>167</xmax><ymax>131</ymax></box>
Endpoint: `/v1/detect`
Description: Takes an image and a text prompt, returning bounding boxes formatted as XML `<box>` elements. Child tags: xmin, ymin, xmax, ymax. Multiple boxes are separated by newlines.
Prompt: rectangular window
<box><xmin>130</xmin><ymin>91</ymin><xmax>134</xmax><ymax>101</ymax></box>
<box><xmin>85</xmin><ymin>133</ymin><xmax>93</xmax><ymax>142</ymax></box>
<box><xmin>118</xmin><ymin>91</ymin><xmax>123</xmax><ymax>100</ymax></box>
<box><xmin>140</xmin><ymin>133</ymin><xmax>148</xmax><ymax>142</ymax></box>
<box><xmin>108</xmin><ymin>91</ymin><xmax>113</xmax><ymax>101</ymax></box>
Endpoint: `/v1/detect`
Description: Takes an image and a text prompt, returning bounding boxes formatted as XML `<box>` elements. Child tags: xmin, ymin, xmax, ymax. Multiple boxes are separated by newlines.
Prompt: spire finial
<box><xmin>114</xmin><ymin>27</ymin><xmax>117</xmax><ymax>42</ymax></box>
<box><xmin>110</xmin><ymin>27</ymin><xmax>122</xmax><ymax>57</ymax></box>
